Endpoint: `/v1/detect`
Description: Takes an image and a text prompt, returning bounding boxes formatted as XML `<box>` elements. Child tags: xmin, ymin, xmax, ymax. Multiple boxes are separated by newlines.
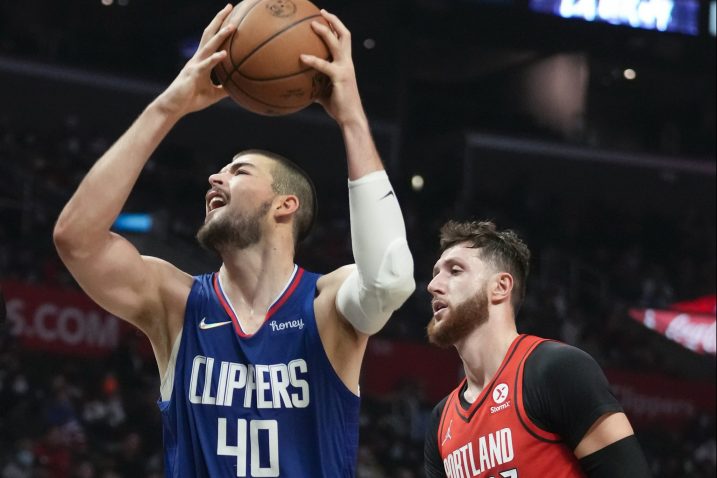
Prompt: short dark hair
<box><xmin>236</xmin><ymin>150</ymin><xmax>317</xmax><ymax>245</ymax></box>
<box><xmin>439</xmin><ymin>220</ymin><xmax>531</xmax><ymax>312</ymax></box>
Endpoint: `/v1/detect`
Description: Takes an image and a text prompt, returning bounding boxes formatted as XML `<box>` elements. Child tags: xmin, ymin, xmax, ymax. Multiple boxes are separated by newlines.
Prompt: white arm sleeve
<box><xmin>336</xmin><ymin>170</ymin><xmax>416</xmax><ymax>335</ymax></box>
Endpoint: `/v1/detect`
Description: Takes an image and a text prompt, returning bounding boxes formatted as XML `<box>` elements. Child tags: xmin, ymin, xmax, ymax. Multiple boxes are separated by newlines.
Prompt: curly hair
<box><xmin>439</xmin><ymin>220</ymin><xmax>531</xmax><ymax>312</ymax></box>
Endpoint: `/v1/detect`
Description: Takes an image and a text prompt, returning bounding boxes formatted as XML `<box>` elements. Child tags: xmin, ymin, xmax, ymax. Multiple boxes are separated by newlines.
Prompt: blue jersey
<box><xmin>158</xmin><ymin>266</ymin><xmax>360</xmax><ymax>477</ymax></box>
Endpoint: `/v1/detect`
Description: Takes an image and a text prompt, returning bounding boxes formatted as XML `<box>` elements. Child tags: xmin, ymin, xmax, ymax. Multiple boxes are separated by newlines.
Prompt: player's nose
<box><xmin>208</xmin><ymin>172</ymin><xmax>226</xmax><ymax>187</ymax></box>
<box><xmin>427</xmin><ymin>274</ymin><xmax>444</xmax><ymax>295</ymax></box>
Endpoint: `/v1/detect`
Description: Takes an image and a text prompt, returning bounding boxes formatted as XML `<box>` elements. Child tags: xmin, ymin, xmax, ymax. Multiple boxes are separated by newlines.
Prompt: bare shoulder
<box><xmin>314</xmin><ymin>264</ymin><xmax>355</xmax><ymax>325</ymax></box>
<box><xmin>143</xmin><ymin>255</ymin><xmax>194</xmax><ymax>285</ymax></box>
<box><xmin>138</xmin><ymin>257</ymin><xmax>193</xmax><ymax>331</ymax></box>
<box><xmin>316</xmin><ymin>264</ymin><xmax>355</xmax><ymax>296</ymax></box>
<box><xmin>133</xmin><ymin>256</ymin><xmax>194</xmax><ymax>373</ymax></box>
<box><xmin>142</xmin><ymin>255</ymin><xmax>194</xmax><ymax>316</ymax></box>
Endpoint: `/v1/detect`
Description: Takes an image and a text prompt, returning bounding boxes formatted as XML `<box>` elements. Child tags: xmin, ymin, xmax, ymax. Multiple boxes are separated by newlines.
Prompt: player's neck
<box><xmin>218</xmin><ymin>239</ymin><xmax>296</xmax><ymax>319</ymax></box>
<box><xmin>457</xmin><ymin>316</ymin><xmax>518</xmax><ymax>403</ymax></box>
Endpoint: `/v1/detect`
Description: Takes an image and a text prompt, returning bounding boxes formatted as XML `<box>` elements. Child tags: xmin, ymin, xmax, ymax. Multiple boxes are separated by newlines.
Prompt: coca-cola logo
<box><xmin>640</xmin><ymin>308</ymin><xmax>716</xmax><ymax>355</ymax></box>
<box><xmin>664</xmin><ymin>313</ymin><xmax>716</xmax><ymax>354</ymax></box>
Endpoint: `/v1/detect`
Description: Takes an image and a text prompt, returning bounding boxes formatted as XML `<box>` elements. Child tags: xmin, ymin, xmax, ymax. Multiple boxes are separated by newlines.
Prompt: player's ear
<box><xmin>490</xmin><ymin>272</ymin><xmax>513</xmax><ymax>305</ymax></box>
<box><xmin>273</xmin><ymin>194</ymin><xmax>299</xmax><ymax>222</ymax></box>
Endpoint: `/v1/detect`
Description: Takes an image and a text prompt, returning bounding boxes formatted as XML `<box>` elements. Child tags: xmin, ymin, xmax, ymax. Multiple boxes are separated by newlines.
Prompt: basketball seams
<box><xmin>224</xmin><ymin>73</ymin><xmax>301</xmax><ymax>113</ymax></box>
<box><xmin>214</xmin><ymin>0</ymin><xmax>329</xmax><ymax>115</ymax></box>
<box><xmin>235</xmin><ymin>66</ymin><xmax>316</xmax><ymax>82</ymax></box>
<box><xmin>226</xmin><ymin>0</ymin><xmax>264</xmax><ymax>68</ymax></box>
<box><xmin>225</xmin><ymin>13</ymin><xmax>326</xmax><ymax>80</ymax></box>
<box><xmin>235</xmin><ymin>0</ymin><xmax>264</xmax><ymax>31</ymax></box>
<box><xmin>214</xmin><ymin>61</ymin><xmax>232</xmax><ymax>86</ymax></box>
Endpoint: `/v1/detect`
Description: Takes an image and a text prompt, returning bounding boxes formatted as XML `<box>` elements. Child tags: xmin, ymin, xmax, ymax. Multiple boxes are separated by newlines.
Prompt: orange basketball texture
<box><xmin>213</xmin><ymin>0</ymin><xmax>331</xmax><ymax>116</ymax></box>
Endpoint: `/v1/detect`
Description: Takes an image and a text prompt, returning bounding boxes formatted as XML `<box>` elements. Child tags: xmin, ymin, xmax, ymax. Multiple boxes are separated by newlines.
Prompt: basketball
<box><xmin>213</xmin><ymin>0</ymin><xmax>332</xmax><ymax>116</ymax></box>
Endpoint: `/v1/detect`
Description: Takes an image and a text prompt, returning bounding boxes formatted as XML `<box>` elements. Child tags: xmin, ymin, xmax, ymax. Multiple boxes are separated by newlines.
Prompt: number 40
<box><xmin>218</xmin><ymin>418</ymin><xmax>280</xmax><ymax>477</ymax></box>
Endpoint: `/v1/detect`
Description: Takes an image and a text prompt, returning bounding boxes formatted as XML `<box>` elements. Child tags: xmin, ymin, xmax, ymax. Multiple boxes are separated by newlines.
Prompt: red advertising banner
<box><xmin>1</xmin><ymin>281</ymin><xmax>147</xmax><ymax>358</ymax></box>
<box><xmin>628</xmin><ymin>308</ymin><xmax>716</xmax><ymax>356</ymax></box>
<box><xmin>606</xmin><ymin>369</ymin><xmax>716</xmax><ymax>430</ymax></box>
<box><xmin>671</xmin><ymin>294</ymin><xmax>716</xmax><ymax>315</ymax></box>
<box><xmin>361</xmin><ymin>338</ymin><xmax>463</xmax><ymax>403</ymax></box>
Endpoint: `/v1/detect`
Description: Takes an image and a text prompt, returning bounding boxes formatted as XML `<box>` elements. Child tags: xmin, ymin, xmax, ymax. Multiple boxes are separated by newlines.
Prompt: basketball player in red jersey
<box><xmin>424</xmin><ymin>221</ymin><xmax>651</xmax><ymax>478</ymax></box>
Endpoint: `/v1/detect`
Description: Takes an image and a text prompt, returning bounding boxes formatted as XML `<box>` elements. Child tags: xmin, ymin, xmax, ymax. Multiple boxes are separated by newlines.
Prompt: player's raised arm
<box><xmin>53</xmin><ymin>5</ymin><xmax>236</xmax><ymax>344</ymax></box>
<box><xmin>301</xmin><ymin>10</ymin><xmax>415</xmax><ymax>338</ymax></box>
<box><xmin>301</xmin><ymin>9</ymin><xmax>381</xmax><ymax>179</ymax></box>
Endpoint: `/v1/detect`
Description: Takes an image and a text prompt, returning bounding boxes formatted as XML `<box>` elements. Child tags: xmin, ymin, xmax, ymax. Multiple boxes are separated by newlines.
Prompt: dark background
<box><xmin>1</xmin><ymin>1</ymin><xmax>715</xmax><ymax>477</ymax></box>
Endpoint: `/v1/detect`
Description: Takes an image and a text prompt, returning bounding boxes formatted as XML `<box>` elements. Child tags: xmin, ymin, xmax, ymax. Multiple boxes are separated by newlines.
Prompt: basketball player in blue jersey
<box><xmin>53</xmin><ymin>5</ymin><xmax>415</xmax><ymax>477</ymax></box>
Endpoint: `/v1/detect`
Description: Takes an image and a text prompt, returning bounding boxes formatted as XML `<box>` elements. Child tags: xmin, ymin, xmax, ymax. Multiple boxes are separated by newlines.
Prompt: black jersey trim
<box><xmin>436</xmin><ymin>395</ymin><xmax>453</xmax><ymax>456</ymax></box>
<box><xmin>514</xmin><ymin>339</ymin><xmax>564</xmax><ymax>444</ymax></box>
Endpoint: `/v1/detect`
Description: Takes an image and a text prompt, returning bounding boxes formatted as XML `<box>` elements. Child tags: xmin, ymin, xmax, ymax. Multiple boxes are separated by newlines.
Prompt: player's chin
<box><xmin>428</xmin><ymin>312</ymin><xmax>449</xmax><ymax>333</ymax></box>
<box><xmin>204</xmin><ymin>207</ymin><xmax>222</xmax><ymax>222</ymax></box>
<box><xmin>426</xmin><ymin>319</ymin><xmax>452</xmax><ymax>349</ymax></box>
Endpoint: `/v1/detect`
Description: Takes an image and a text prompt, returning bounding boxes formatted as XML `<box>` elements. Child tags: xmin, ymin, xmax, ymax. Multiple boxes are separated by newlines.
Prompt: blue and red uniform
<box><xmin>159</xmin><ymin>266</ymin><xmax>360</xmax><ymax>477</ymax></box>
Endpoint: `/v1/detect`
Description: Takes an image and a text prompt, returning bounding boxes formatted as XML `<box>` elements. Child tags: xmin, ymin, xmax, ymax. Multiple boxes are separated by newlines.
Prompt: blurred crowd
<box><xmin>0</xmin><ymin>338</ymin><xmax>714</xmax><ymax>478</ymax></box>
<box><xmin>1</xmin><ymin>110</ymin><xmax>715</xmax><ymax>478</ymax></box>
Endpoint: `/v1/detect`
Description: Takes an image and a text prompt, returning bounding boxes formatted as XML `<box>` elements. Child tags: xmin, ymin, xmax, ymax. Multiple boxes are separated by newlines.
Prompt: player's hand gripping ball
<box><xmin>213</xmin><ymin>0</ymin><xmax>332</xmax><ymax>116</ymax></box>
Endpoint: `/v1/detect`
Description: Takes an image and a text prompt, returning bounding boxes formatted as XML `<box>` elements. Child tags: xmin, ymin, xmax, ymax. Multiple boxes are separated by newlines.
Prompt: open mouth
<box><xmin>432</xmin><ymin>300</ymin><xmax>448</xmax><ymax>317</ymax></box>
<box><xmin>206</xmin><ymin>190</ymin><xmax>227</xmax><ymax>213</ymax></box>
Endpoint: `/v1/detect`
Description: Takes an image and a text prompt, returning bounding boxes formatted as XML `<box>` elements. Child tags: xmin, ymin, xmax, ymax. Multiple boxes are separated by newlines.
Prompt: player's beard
<box><xmin>427</xmin><ymin>284</ymin><xmax>489</xmax><ymax>348</ymax></box>
<box><xmin>196</xmin><ymin>200</ymin><xmax>273</xmax><ymax>255</ymax></box>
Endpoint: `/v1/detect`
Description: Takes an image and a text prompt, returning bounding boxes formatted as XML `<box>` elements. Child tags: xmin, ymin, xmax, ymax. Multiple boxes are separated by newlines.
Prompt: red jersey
<box><xmin>435</xmin><ymin>334</ymin><xmax>585</xmax><ymax>478</ymax></box>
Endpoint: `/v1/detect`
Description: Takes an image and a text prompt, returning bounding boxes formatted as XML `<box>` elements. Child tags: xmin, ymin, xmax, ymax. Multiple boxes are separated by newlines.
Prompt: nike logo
<box><xmin>199</xmin><ymin>317</ymin><xmax>233</xmax><ymax>330</ymax></box>
<box><xmin>379</xmin><ymin>190</ymin><xmax>394</xmax><ymax>200</ymax></box>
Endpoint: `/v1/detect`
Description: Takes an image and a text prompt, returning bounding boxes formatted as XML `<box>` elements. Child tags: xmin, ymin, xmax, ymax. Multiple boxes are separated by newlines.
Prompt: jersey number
<box><xmin>217</xmin><ymin>418</ymin><xmax>279</xmax><ymax>477</ymax></box>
